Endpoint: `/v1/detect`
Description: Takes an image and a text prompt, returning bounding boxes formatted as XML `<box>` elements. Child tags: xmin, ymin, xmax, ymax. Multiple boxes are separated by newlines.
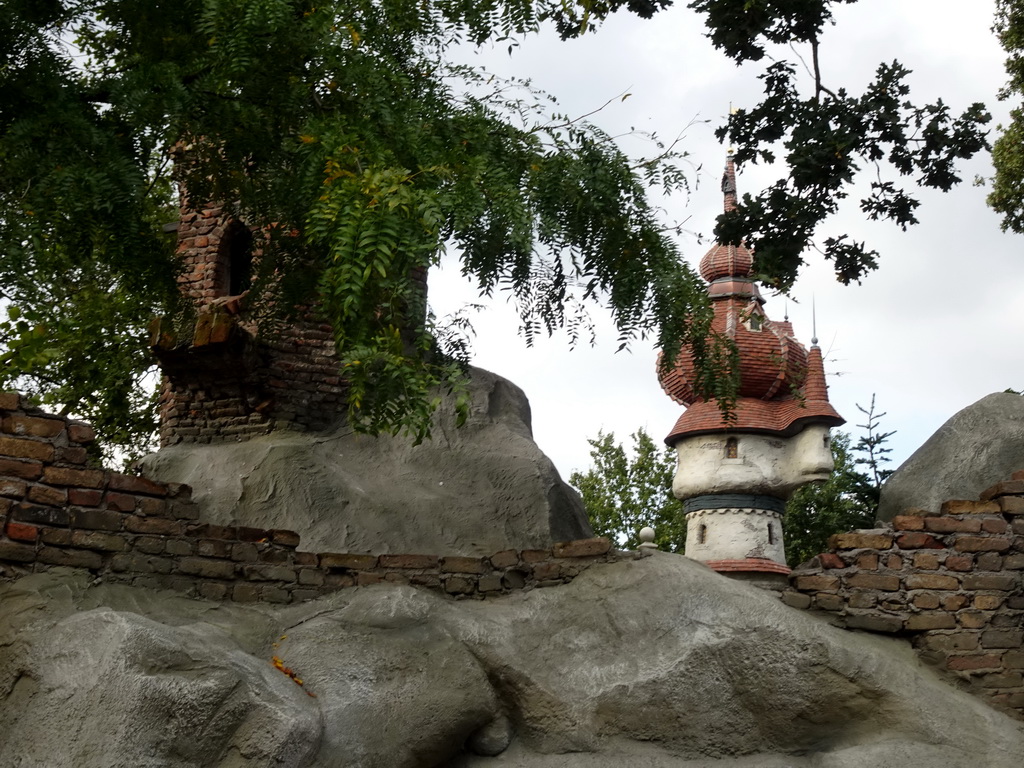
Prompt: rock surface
<box><xmin>138</xmin><ymin>367</ymin><xmax>592</xmax><ymax>556</ymax></box>
<box><xmin>879</xmin><ymin>392</ymin><xmax>1024</xmax><ymax>520</ymax></box>
<box><xmin>3</xmin><ymin>557</ymin><xmax>1023</xmax><ymax>767</ymax></box>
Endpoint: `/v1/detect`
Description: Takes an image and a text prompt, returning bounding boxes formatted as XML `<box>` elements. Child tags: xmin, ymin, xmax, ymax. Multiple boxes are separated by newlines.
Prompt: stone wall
<box><xmin>784</xmin><ymin>472</ymin><xmax>1024</xmax><ymax>719</ymax></box>
<box><xmin>0</xmin><ymin>393</ymin><xmax>622</xmax><ymax>603</ymax></box>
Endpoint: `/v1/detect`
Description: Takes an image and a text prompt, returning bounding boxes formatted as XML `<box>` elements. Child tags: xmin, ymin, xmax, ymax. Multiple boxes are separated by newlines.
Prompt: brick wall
<box><xmin>0</xmin><ymin>393</ymin><xmax>624</xmax><ymax>603</ymax></box>
<box><xmin>783</xmin><ymin>474</ymin><xmax>1024</xmax><ymax>719</ymax></box>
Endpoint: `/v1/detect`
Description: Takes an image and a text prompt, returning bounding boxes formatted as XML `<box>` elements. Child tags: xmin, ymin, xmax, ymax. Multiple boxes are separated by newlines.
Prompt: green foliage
<box><xmin>0</xmin><ymin>0</ymin><xmax>993</xmax><ymax>457</ymax></box>
<box><xmin>569</xmin><ymin>428</ymin><xmax>686</xmax><ymax>551</ymax></box>
<box><xmin>691</xmin><ymin>0</ymin><xmax>991</xmax><ymax>289</ymax></box>
<box><xmin>990</xmin><ymin>0</ymin><xmax>1024</xmax><ymax>231</ymax></box>
<box><xmin>783</xmin><ymin>432</ymin><xmax>874</xmax><ymax>567</ymax></box>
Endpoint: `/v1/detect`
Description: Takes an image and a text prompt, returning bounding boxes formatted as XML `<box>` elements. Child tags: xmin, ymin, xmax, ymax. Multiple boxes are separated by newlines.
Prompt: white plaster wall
<box><xmin>671</xmin><ymin>425</ymin><xmax>833</xmax><ymax>500</ymax></box>
<box><xmin>685</xmin><ymin>508</ymin><xmax>786</xmax><ymax>563</ymax></box>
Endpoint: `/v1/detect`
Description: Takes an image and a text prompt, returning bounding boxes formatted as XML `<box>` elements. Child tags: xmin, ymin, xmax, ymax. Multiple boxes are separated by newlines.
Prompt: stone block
<box><xmin>919</xmin><ymin>632</ymin><xmax>979</xmax><ymax>651</ymax></box>
<box><xmin>521</xmin><ymin>549</ymin><xmax>551</xmax><ymax>563</ymax></box>
<box><xmin>945</xmin><ymin>555</ymin><xmax>974</xmax><ymax>571</ymax></box>
<box><xmin>846</xmin><ymin>573</ymin><xmax>900</xmax><ymax>591</ymax></box>
<box><xmin>941</xmin><ymin>499</ymin><xmax>1001</xmax><ymax>515</ymax></box>
<box><xmin>912</xmin><ymin>592</ymin><xmax>941</xmax><ymax>610</ymax></box>
<box><xmin>178</xmin><ymin>557</ymin><xmax>236</xmax><ymax>580</ymax></box>
<box><xmin>553</xmin><ymin>537</ymin><xmax>612</xmax><ymax>558</ymax></box>
<box><xmin>134</xmin><ymin>536</ymin><xmax>165</xmax><ymax>555</ymax></box>
<box><xmin>924</xmin><ymin>517</ymin><xmax>980</xmax><ymax>534</ymax></box>
<box><xmin>236</xmin><ymin>526</ymin><xmax>268</xmax><ymax>542</ymax></box>
<box><xmin>793</xmin><ymin>573</ymin><xmax>839</xmax><ymax>591</ymax></box>
<box><xmin>845</xmin><ymin>613</ymin><xmax>903</xmax><ymax>633</ymax></box>
<box><xmin>71</xmin><ymin>530</ymin><xmax>125</xmax><ymax>552</ymax></box>
<box><xmin>976</xmin><ymin>552</ymin><xmax>1004</xmax><ymax>571</ymax></box>
<box><xmin>958</xmin><ymin>610</ymin><xmax>991</xmax><ymax>629</ymax></box>
<box><xmin>0</xmin><ymin>458</ymin><xmax>42</xmax><ymax>480</ymax></box>
<box><xmin>55</xmin><ymin>446</ymin><xmax>88</xmax><ymax>465</ymax></box>
<box><xmin>259</xmin><ymin>547</ymin><xmax>290</xmax><ymax>564</ymax></box>
<box><xmin>963</xmin><ymin>573</ymin><xmax>1018</xmax><ymax>591</ymax></box>
<box><xmin>1003</xmin><ymin>650</ymin><xmax>1024</xmax><ymax>669</ymax></box>
<box><xmin>819</xmin><ymin>553</ymin><xmax>845</xmax><ymax>569</ymax></box>
<box><xmin>40</xmin><ymin>528</ymin><xmax>71</xmax><ymax>546</ymax></box>
<box><xmin>856</xmin><ymin>553</ymin><xmax>879</xmax><ymax>570</ymax></box>
<box><xmin>38</xmin><ymin>546</ymin><xmax>102</xmax><ymax>570</ymax></box>
<box><xmin>233</xmin><ymin>583</ymin><xmax>260</xmax><ymax>602</ymax></box>
<box><xmin>186</xmin><ymin>523</ymin><xmax>236</xmax><ymax>540</ymax></box>
<box><xmin>780</xmin><ymin>591</ymin><xmax>812</xmax><ymax>609</ymax></box>
<box><xmin>378</xmin><ymin>554</ymin><xmax>438</xmax><ymax>570</ymax></box>
<box><xmin>848</xmin><ymin>591</ymin><xmax>877</xmax><ymax>609</ymax></box>
<box><xmin>443</xmin><ymin>576</ymin><xmax>476</xmax><ymax>595</ymax></box>
<box><xmin>0</xmin><ymin>479</ymin><xmax>26</xmax><ymax>499</ymax></box>
<box><xmin>905</xmin><ymin>573</ymin><xmax>959</xmax><ymax>590</ymax></box>
<box><xmin>197</xmin><ymin>539</ymin><xmax>232</xmax><ymax>558</ymax></box>
<box><xmin>243</xmin><ymin>564</ymin><xmax>295</xmax><ymax>582</ymax></box>
<box><xmin>980</xmin><ymin>671</ymin><xmax>1024</xmax><ymax>688</ymax></box>
<box><xmin>895</xmin><ymin>532</ymin><xmax>944</xmax><ymax>550</ymax></box>
<box><xmin>136</xmin><ymin>497</ymin><xmax>168</xmax><ymax>518</ymax></box>
<box><xmin>41</xmin><ymin>466</ymin><xmax>104</xmax><ymax>488</ymax></box>
<box><xmin>828</xmin><ymin>533</ymin><xmax>893</xmax><ymax>550</ymax></box>
<box><xmin>67</xmin><ymin>422</ymin><xmax>96</xmax><ymax>444</ymax></box>
<box><xmin>0</xmin><ymin>436</ymin><xmax>54</xmax><ymax>462</ymax></box>
<box><xmin>973</xmin><ymin>594</ymin><xmax>1003</xmax><ymax>610</ymax></box>
<box><xmin>408</xmin><ymin>573</ymin><xmax>440</xmax><ymax>588</ymax></box>
<box><xmin>998</xmin><ymin>496</ymin><xmax>1024</xmax><ymax>515</ymax></box>
<box><xmin>0</xmin><ymin>540</ymin><xmax>36</xmax><ymax>562</ymax></box>
<box><xmin>13</xmin><ymin>503</ymin><xmax>69</xmax><ymax>528</ymax></box>
<box><xmin>912</xmin><ymin>552</ymin><xmax>941</xmax><ymax>570</ymax></box>
<box><xmin>0</xmin><ymin>392</ymin><xmax>20</xmax><ymax>410</ymax></box>
<box><xmin>1</xmin><ymin>414</ymin><xmax>64</xmax><ymax>438</ymax></box>
<box><xmin>198</xmin><ymin>582</ymin><xmax>229</xmax><ymax>601</ymax></box>
<box><xmin>231</xmin><ymin>542</ymin><xmax>259</xmax><ymax>562</ymax></box>
<box><xmin>440</xmin><ymin>556</ymin><xmax>487</xmax><ymax>574</ymax></box>
<box><xmin>104</xmin><ymin>492</ymin><xmax>137</xmax><ymax>513</ymax></box>
<box><xmin>884</xmin><ymin>554</ymin><xmax>903</xmax><ymax>570</ymax></box>
<box><xmin>954</xmin><ymin>536</ymin><xmax>1011</xmax><ymax>553</ymax></box>
<box><xmin>942</xmin><ymin>594</ymin><xmax>969</xmax><ymax>611</ymax></box>
<box><xmin>260</xmin><ymin>587</ymin><xmax>291</xmax><ymax>604</ymax></box>
<box><xmin>502</xmin><ymin>570</ymin><xmax>526</xmax><ymax>590</ymax></box>
<box><xmin>906</xmin><ymin>613</ymin><xmax>957</xmax><ymax>631</ymax></box>
<box><xmin>1004</xmin><ymin>554</ymin><xmax>1024</xmax><ymax>570</ymax></box>
<box><xmin>478</xmin><ymin>574</ymin><xmax>504</xmax><ymax>593</ymax></box>
<box><xmin>531</xmin><ymin>562</ymin><xmax>562</xmax><ymax>581</ymax></box>
<box><xmin>70</xmin><ymin>508</ymin><xmax>124</xmax><ymax>531</ymax></box>
<box><xmin>320</xmin><ymin>553</ymin><xmax>378</xmax><ymax>570</ymax></box>
<box><xmin>814</xmin><ymin>593</ymin><xmax>844</xmax><ymax>611</ymax></box>
<box><xmin>271</xmin><ymin>529</ymin><xmax>301</xmax><ymax>548</ymax></box>
<box><xmin>26</xmin><ymin>485</ymin><xmax>65</xmax><ymax>507</ymax></box>
<box><xmin>294</xmin><ymin>552</ymin><xmax>318</xmax><ymax>567</ymax></box>
<box><xmin>981</xmin><ymin>518</ymin><xmax>1009</xmax><ymax>534</ymax></box>
<box><xmin>298</xmin><ymin>569</ymin><xmax>324</xmax><ymax>586</ymax></box>
<box><xmin>489</xmin><ymin>549</ymin><xmax>519</xmax><ymax>568</ymax></box>
<box><xmin>981</xmin><ymin>629</ymin><xmax>1024</xmax><ymax>649</ymax></box>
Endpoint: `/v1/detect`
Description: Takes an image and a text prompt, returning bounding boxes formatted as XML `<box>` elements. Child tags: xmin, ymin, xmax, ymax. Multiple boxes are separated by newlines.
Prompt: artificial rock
<box><xmin>3</xmin><ymin>556</ymin><xmax>1024</xmax><ymax>767</ymax></box>
<box><xmin>879</xmin><ymin>392</ymin><xmax>1024</xmax><ymax>520</ymax></box>
<box><xmin>138</xmin><ymin>367</ymin><xmax>592</xmax><ymax>557</ymax></box>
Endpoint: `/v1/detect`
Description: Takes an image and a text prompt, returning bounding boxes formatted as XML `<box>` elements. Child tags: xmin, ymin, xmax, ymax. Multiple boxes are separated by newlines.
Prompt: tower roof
<box><xmin>658</xmin><ymin>156</ymin><xmax>844</xmax><ymax>444</ymax></box>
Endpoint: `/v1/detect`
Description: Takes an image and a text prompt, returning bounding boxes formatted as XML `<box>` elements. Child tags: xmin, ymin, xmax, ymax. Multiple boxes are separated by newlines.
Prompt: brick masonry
<box><xmin>0</xmin><ymin>393</ymin><xmax>626</xmax><ymax>605</ymax></box>
<box><xmin>783</xmin><ymin>472</ymin><xmax>1024</xmax><ymax>720</ymax></box>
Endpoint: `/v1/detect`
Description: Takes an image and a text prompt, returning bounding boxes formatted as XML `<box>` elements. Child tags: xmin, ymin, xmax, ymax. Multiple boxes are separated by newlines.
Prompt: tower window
<box><xmin>767</xmin><ymin>523</ymin><xmax>774</xmax><ymax>545</ymax></box>
<box><xmin>725</xmin><ymin>437</ymin><xmax>738</xmax><ymax>459</ymax></box>
<box><xmin>221</xmin><ymin>220</ymin><xmax>254</xmax><ymax>297</ymax></box>
<box><xmin>698</xmin><ymin>524</ymin><xmax>707</xmax><ymax>544</ymax></box>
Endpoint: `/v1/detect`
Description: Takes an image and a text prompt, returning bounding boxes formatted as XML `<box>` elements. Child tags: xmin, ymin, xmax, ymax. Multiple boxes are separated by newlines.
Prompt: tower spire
<box><xmin>722</xmin><ymin>153</ymin><xmax>738</xmax><ymax>213</ymax></box>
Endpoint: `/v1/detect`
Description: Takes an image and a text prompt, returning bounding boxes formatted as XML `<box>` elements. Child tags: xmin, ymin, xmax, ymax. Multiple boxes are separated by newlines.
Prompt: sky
<box><xmin>428</xmin><ymin>1</ymin><xmax>1024</xmax><ymax>482</ymax></box>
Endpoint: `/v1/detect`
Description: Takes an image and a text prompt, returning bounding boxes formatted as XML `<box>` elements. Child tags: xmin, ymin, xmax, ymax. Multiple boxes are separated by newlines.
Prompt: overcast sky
<box><xmin>430</xmin><ymin>0</ymin><xmax>1024</xmax><ymax>482</ymax></box>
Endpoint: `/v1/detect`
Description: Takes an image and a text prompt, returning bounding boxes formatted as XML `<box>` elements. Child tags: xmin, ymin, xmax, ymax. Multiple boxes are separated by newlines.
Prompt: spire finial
<box><xmin>811</xmin><ymin>296</ymin><xmax>819</xmax><ymax>347</ymax></box>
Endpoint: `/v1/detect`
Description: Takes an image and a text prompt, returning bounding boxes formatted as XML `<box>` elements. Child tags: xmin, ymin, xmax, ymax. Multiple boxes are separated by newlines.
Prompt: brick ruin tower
<box><xmin>150</xmin><ymin>200</ymin><xmax>426</xmax><ymax>447</ymax></box>
<box><xmin>658</xmin><ymin>155</ymin><xmax>844</xmax><ymax>584</ymax></box>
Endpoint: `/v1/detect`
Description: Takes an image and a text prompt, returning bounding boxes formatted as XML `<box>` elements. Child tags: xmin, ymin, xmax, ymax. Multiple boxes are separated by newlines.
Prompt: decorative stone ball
<box><xmin>638</xmin><ymin>527</ymin><xmax>658</xmax><ymax>550</ymax></box>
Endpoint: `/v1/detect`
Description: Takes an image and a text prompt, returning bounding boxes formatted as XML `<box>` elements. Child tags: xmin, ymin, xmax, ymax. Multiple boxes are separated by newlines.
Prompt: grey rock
<box><xmin>139</xmin><ymin>367</ymin><xmax>592</xmax><ymax>556</ymax></box>
<box><xmin>879</xmin><ymin>392</ymin><xmax>1024</xmax><ymax>520</ymax></box>
<box><xmin>465</xmin><ymin>714</ymin><xmax>514</xmax><ymax>756</ymax></box>
<box><xmin>3</xmin><ymin>557</ymin><xmax>1024</xmax><ymax>768</ymax></box>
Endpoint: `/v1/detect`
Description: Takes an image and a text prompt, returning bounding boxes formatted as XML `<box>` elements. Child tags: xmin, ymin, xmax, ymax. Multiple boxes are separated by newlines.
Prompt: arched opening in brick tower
<box><xmin>220</xmin><ymin>219</ymin><xmax>253</xmax><ymax>297</ymax></box>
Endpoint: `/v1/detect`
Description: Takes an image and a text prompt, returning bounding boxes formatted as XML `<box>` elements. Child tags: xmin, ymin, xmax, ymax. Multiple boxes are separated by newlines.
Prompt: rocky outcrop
<box><xmin>879</xmin><ymin>392</ymin><xmax>1024</xmax><ymax>521</ymax></box>
<box><xmin>138</xmin><ymin>367</ymin><xmax>592</xmax><ymax>557</ymax></box>
<box><xmin>3</xmin><ymin>556</ymin><xmax>1024</xmax><ymax>767</ymax></box>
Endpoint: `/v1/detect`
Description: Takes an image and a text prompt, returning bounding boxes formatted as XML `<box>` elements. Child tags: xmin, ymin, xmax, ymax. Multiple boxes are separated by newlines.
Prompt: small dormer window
<box><xmin>746</xmin><ymin>313</ymin><xmax>763</xmax><ymax>332</ymax></box>
<box><xmin>220</xmin><ymin>219</ymin><xmax>253</xmax><ymax>297</ymax></box>
<box><xmin>725</xmin><ymin>437</ymin><xmax>738</xmax><ymax>459</ymax></box>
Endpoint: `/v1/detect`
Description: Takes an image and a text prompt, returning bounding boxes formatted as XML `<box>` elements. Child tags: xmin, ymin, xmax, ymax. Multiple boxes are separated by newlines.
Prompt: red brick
<box><xmin>924</xmin><ymin>517</ymin><xmax>980</xmax><ymax>533</ymax></box>
<box><xmin>552</xmin><ymin>537</ymin><xmax>612</xmax><ymax>558</ymax></box>
<box><xmin>819</xmin><ymin>553</ymin><xmax>845</xmax><ymax>569</ymax></box>
<box><xmin>38</xmin><ymin>546</ymin><xmax>102</xmax><ymax>569</ymax></box>
<box><xmin>12</xmin><ymin>503</ymin><xmax>69</xmax><ymax>527</ymax></box>
<box><xmin>378</xmin><ymin>554</ymin><xmax>438</xmax><ymax>569</ymax></box>
<box><xmin>974</xmin><ymin>595</ymin><xmax>1003</xmax><ymax>610</ymax></box>
<box><xmin>0</xmin><ymin>392</ymin><xmax>19</xmax><ymax>410</ymax></box>
<box><xmin>440</xmin><ymin>556</ymin><xmax>487</xmax><ymax>574</ymax></box>
<box><xmin>42</xmin><ymin>466</ymin><xmax>105</xmax><ymax>488</ymax></box>
<box><xmin>107</xmin><ymin>473</ymin><xmax>168</xmax><ymax>497</ymax></box>
<box><xmin>954</xmin><ymin>536</ymin><xmax>1011</xmax><ymax>553</ymax></box>
<box><xmin>489</xmin><ymin>549</ymin><xmax>518</xmax><ymax>568</ymax></box>
<box><xmin>186</xmin><ymin>523</ymin><xmax>237</xmax><ymax>540</ymax></box>
<box><xmin>236</xmin><ymin>526</ymin><xmax>269</xmax><ymax>542</ymax></box>
<box><xmin>0</xmin><ymin>479</ymin><xmax>26</xmax><ymax>498</ymax></box>
<box><xmin>0</xmin><ymin>540</ymin><xmax>36</xmax><ymax>562</ymax></box>
<box><xmin>885</xmin><ymin>554</ymin><xmax>903</xmax><ymax>570</ymax></box>
<box><xmin>943</xmin><ymin>594</ymin><xmax>969</xmax><ymax>611</ymax></box>
<box><xmin>124</xmin><ymin>516</ymin><xmax>182</xmax><ymax>535</ymax></box>
<box><xmin>136</xmin><ymin>497</ymin><xmax>168</xmax><ymax>517</ymax></box>
<box><xmin>945</xmin><ymin>555</ymin><xmax>974</xmax><ymax>571</ymax></box>
<box><xmin>963</xmin><ymin>573</ymin><xmax>1018</xmax><ymax>591</ymax></box>
<box><xmin>947</xmin><ymin>654</ymin><xmax>1002</xmax><ymax>671</ymax></box>
<box><xmin>521</xmin><ymin>549</ymin><xmax>551</xmax><ymax>563</ymax></box>
<box><xmin>0</xmin><ymin>457</ymin><xmax>41</xmax><ymax>480</ymax></box>
<box><xmin>294</xmin><ymin>552</ymin><xmax>318</xmax><ymax>566</ymax></box>
<box><xmin>828</xmin><ymin>533</ymin><xmax>893</xmax><ymax>550</ymax></box>
<box><xmin>1012</xmin><ymin>469</ymin><xmax>1024</xmax><ymax>482</ymax></box>
<box><xmin>793</xmin><ymin>573</ymin><xmax>840</xmax><ymax>591</ymax></box>
<box><xmin>979</xmin><ymin>480</ymin><xmax>1024</xmax><ymax>500</ymax></box>
<box><xmin>912</xmin><ymin>592</ymin><xmax>940</xmax><ymax>609</ymax></box>
<box><xmin>912</xmin><ymin>552</ymin><xmax>940</xmax><ymax>570</ymax></box>
<box><xmin>70</xmin><ymin>508</ymin><xmax>124</xmax><ymax>531</ymax></box>
<box><xmin>892</xmin><ymin>516</ymin><xmax>924</xmax><ymax>531</ymax></box>
<box><xmin>5</xmin><ymin>521</ymin><xmax>38</xmax><ymax>542</ymax></box>
<box><xmin>1</xmin><ymin>414</ymin><xmax>64</xmax><ymax>438</ymax></box>
<box><xmin>68</xmin><ymin>488</ymin><xmax>103</xmax><ymax>506</ymax></box>
<box><xmin>896</xmin><ymin>532</ymin><xmax>945</xmax><ymax>549</ymax></box>
<box><xmin>532</xmin><ymin>562</ymin><xmax>562</xmax><ymax>581</ymax></box>
<box><xmin>357</xmin><ymin>572</ymin><xmax>384</xmax><ymax>586</ymax></box>
<box><xmin>856</xmin><ymin>553</ymin><xmax>878</xmax><ymax>570</ymax></box>
<box><xmin>981</xmin><ymin>517</ymin><xmax>1009</xmax><ymax>534</ymax></box>
<box><xmin>906</xmin><ymin>613</ymin><xmax>956</xmax><ymax>631</ymax></box>
<box><xmin>271</xmin><ymin>529</ymin><xmax>301</xmax><ymax>548</ymax></box>
<box><xmin>55</xmin><ymin>446</ymin><xmax>88</xmax><ymax>465</ymax></box>
<box><xmin>320</xmin><ymin>553</ymin><xmax>378</xmax><ymax>570</ymax></box>
<box><xmin>71</xmin><ymin>530</ymin><xmax>126</xmax><ymax>552</ymax></box>
<box><xmin>0</xmin><ymin>436</ymin><xmax>53</xmax><ymax>462</ymax></box>
<box><xmin>67</xmin><ymin>422</ymin><xmax>96</xmax><ymax>444</ymax></box>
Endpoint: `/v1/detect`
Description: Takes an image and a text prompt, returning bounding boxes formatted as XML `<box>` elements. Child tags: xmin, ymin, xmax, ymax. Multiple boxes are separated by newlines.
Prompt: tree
<box><xmin>569</xmin><ymin>429</ymin><xmax>686</xmax><ymax>551</ymax></box>
<box><xmin>990</xmin><ymin>0</ymin><xmax>1024</xmax><ymax>231</ymax></box>
<box><xmin>0</xmin><ymin>0</ymin><xmax>992</xmax><ymax>456</ymax></box>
